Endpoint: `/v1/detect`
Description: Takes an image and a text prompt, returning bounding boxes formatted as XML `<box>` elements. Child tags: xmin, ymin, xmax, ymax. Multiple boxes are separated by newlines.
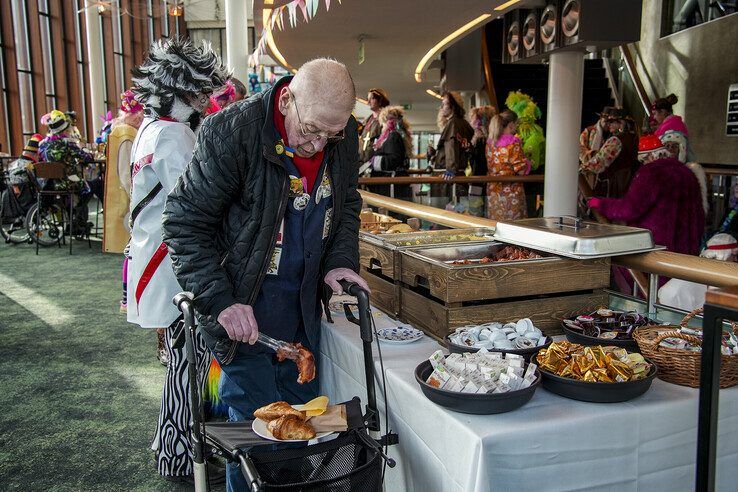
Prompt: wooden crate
<box><xmin>359</xmin><ymin>240</ymin><xmax>399</xmax><ymax>280</ymax></box>
<box><xmin>400</xmin><ymin>286</ymin><xmax>609</xmax><ymax>342</ymax></box>
<box><xmin>360</xmin><ymin>267</ymin><xmax>401</xmax><ymax>318</ymax></box>
<box><xmin>400</xmin><ymin>243</ymin><xmax>610</xmax><ymax>303</ymax></box>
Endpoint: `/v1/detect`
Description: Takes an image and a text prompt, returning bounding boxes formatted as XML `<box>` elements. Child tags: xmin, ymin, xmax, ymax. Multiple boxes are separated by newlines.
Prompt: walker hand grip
<box><xmin>172</xmin><ymin>292</ymin><xmax>196</xmax><ymax>353</ymax></box>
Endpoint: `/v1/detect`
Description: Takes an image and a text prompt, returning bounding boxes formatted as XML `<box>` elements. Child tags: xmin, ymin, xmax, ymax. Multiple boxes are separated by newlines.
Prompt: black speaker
<box><xmin>521</xmin><ymin>9</ymin><xmax>542</xmax><ymax>58</ymax></box>
<box><xmin>503</xmin><ymin>10</ymin><xmax>525</xmax><ymax>63</ymax></box>
<box><xmin>560</xmin><ymin>0</ymin><xmax>642</xmax><ymax>48</ymax></box>
<box><xmin>539</xmin><ymin>2</ymin><xmax>560</xmax><ymax>54</ymax></box>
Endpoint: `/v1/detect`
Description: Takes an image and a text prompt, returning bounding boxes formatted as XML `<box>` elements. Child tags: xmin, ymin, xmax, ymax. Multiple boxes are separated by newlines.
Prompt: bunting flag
<box><xmin>307</xmin><ymin>0</ymin><xmax>319</xmax><ymax>18</ymax></box>
<box><xmin>297</xmin><ymin>0</ymin><xmax>309</xmax><ymax>22</ymax></box>
<box><xmin>287</xmin><ymin>2</ymin><xmax>298</xmax><ymax>27</ymax></box>
<box><xmin>251</xmin><ymin>0</ymin><xmax>343</xmax><ymax>68</ymax></box>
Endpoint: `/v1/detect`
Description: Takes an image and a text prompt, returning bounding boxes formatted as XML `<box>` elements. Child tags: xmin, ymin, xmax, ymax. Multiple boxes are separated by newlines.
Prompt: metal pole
<box><xmin>224</xmin><ymin>0</ymin><xmax>251</xmax><ymax>85</ymax></box>
<box><xmin>83</xmin><ymin>2</ymin><xmax>106</xmax><ymax>136</ymax></box>
<box><xmin>543</xmin><ymin>51</ymin><xmax>584</xmax><ymax>217</ymax></box>
<box><xmin>647</xmin><ymin>273</ymin><xmax>659</xmax><ymax>314</ymax></box>
<box><xmin>696</xmin><ymin>304</ymin><xmax>724</xmax><ymax>492</ymax></box>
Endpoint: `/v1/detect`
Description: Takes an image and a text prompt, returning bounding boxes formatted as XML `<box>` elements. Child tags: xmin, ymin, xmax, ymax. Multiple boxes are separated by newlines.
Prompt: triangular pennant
<box><xmin>287</xmin><ymin>2</ymin><xmax>298</xmax><ymax>27</ymax></box>
<box><xmin>325</xmin><ymin>0</ymin><xmax>331</xmax><ymax>11</ymax></box>
<box><xmin>297</xmin><ymin>0</ymin><xmax>309</xmax><ymax>22</ymax></box>
<box><xmin>277</xmin><ymin>7</ymin><xmax>285</xmax><ymax>31</ymax></box>
<box><xmin>307</xmin><ymin>0</ymin><xmax>319</xmax><ymax>17</ymax></box>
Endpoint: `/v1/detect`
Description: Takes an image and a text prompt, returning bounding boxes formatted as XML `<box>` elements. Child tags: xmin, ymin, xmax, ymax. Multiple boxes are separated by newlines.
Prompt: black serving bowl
<box><xmin>445</xmin><ymin>335</ymin><xmax>552</xmax><ymax>363</ymax></box>
<box><xmin>415</xmin><ymin>360</ymin><xmax>541</xmax><ymax>414</ymax></box>
<box><xmin>539</xmin><ymin>362</ymin><xmax>658</xmax><ymax>403</ymax></box>
<box><xmin>561</xmin><ymin>323</ymin><xmax>641</xmax><ymax>352</ymax></box>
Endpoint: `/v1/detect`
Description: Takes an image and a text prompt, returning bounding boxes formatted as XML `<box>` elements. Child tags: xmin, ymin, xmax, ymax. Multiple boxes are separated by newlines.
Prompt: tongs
<box><xmin>257</xmin><ymin>332</ymin><xmax>299</xmax><ymax>357</ymax></box>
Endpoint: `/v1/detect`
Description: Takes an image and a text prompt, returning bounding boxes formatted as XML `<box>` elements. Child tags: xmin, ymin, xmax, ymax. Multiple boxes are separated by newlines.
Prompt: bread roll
<box><xmin>253</xmin><ymin>401</ymin><xmax>306</xmax><ymax>422</ymax></box>
<box><xmin>268</xmin><ymin>415</ymin><xmax>316</xmax><ymax>440</ymax></box>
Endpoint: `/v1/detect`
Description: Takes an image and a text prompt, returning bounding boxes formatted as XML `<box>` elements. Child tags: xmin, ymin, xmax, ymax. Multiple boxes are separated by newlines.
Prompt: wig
<box><xmin>131</xmin><ymin>37</ymin><xmax>230</xmax><ymax>130</ymax></box>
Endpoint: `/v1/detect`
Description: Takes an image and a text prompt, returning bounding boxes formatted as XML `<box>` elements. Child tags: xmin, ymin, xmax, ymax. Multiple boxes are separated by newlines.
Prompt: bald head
<box><xmin>290</xmin><ymin>58</ymin><xmax>356</xmax><ymax>113</ymax></box>
<box><xmin>278</xmin><ymin>58</ymin><xmax>355</xmax><ymax>158</ymax></box>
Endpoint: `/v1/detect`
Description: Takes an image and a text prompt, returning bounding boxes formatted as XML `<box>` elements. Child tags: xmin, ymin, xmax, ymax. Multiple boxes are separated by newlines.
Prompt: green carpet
<box><xmin>0</xmin><ymin>238</ymin><xmax>207</xmax><ymax>491</ymax></box>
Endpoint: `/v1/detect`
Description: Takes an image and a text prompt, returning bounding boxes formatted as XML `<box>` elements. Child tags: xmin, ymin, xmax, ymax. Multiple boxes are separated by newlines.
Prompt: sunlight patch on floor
<box><xmin>0</xmin><ymin>271</ymin><xmax>74</xmax><ymax>329</ymax></box>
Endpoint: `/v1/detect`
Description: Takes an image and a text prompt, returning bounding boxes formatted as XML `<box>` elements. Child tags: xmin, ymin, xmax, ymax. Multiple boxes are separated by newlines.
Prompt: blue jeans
<box><xmin>218</xmin><ymin>327</ymin><xmax>319</xmax><ymax>491</ymax></box>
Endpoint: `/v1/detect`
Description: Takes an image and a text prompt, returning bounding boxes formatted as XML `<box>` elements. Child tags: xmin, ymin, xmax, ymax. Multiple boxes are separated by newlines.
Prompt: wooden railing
<box><xmin>358</xmin><ymin>175</ymin><xmax>545</xmax><ymax>185</ymax></box>
<box><xmin>359</xmin><ymin>190</ymin><xmax>738</xmax><ymax>288</ymax></box>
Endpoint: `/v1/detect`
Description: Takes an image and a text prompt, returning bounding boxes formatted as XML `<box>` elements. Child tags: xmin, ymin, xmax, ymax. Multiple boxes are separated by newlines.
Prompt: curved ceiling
<box><xmin>255</xmin><ymin>1</ymin><xmax>518</xmax><ymax>130</ymax></box>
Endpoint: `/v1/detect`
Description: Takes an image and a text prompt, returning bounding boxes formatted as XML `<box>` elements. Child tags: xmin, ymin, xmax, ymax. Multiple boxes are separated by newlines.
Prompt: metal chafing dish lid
<box><xmin>360</xmin><ymin>227</ymin><xmax>496</xmax><ymax>249</ymax></box>
<box><xmin>493</xmin><ymin>216</ymin><xmax>659</xmax><ymax>259</ymax></box>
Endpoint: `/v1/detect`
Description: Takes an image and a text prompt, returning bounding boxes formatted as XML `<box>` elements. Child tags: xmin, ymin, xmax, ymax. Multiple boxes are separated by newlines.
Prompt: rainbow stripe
<box><xmin>203</xmin><ymin>358</ymin><xmax>229</xmax><ymax>417</ymax></box>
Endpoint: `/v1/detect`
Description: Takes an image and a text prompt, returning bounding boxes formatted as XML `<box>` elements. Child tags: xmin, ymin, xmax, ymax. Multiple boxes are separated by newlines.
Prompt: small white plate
<box><xmin>252</xmin><ymin>418</ymin><xmax>333</xmax><ymax>443</ymax></box>
<box><xmin>377</xmin><ymin>326</ymin><xmax>424</xmax><ymax>344</ymax></box>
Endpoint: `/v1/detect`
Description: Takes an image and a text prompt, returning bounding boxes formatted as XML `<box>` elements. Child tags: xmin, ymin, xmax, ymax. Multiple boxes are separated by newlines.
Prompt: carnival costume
<box><xmin>128</xmin><ymin>37</ymin><xmax>230</xmax><ymax>479</ymax></box>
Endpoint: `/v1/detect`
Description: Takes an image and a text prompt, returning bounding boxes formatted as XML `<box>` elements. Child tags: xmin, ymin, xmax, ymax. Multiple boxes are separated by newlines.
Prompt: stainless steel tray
<box><xmin>493</xmin><ymin>216</ymin><xmax>659</xmax><ymax>259</ymax></box>
<box><xmin>402</xmin><ymin>242</ymin><xmax>556</xmax><ymax>269</ymax></box>
<box><xmin>360</xmin><ymin>227</ymin><xmax>496</xmax><ymax>250</ymax></box>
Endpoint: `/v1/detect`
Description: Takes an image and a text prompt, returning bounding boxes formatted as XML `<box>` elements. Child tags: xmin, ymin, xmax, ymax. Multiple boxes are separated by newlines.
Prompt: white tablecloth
<box><xmin>318</xmin><ymin>304</ymin><xmax>738</xmax><ymax>491</ymax></box>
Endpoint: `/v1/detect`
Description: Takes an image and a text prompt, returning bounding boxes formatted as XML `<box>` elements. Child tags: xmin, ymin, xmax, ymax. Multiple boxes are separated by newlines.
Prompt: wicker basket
<box><xmin>633</xmin><ymin>308</ymin><xmax>738</xmax><ymax>388</ymax></box>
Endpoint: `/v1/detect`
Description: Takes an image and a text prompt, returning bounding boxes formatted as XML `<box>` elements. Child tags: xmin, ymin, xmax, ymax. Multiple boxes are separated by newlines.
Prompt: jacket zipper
<box><xmin>222</xmin><ymin>173</ymin><xmax>288</xmax><ymax>364</ymax></box>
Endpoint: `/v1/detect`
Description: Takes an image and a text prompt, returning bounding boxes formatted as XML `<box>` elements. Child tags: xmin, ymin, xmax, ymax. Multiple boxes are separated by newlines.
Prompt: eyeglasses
<box><xmin>288</xmin><ymin>89</ymin><xmax>345</xmax><ymax>144</ymax></box>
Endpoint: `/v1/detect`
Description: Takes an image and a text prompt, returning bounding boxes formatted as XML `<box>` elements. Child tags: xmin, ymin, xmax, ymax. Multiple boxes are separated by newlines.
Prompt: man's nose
<box><xmin>311</xmin><ymin>138</ymin><xmax>328</xmax><ymax>152</ymax></box>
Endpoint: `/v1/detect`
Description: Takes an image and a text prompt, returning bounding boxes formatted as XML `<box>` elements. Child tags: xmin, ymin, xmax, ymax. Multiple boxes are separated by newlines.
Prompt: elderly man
<box><xmin>162</xmin><ymin>58</ymin><xmax>368</xmax><ymax>490</ymax></box>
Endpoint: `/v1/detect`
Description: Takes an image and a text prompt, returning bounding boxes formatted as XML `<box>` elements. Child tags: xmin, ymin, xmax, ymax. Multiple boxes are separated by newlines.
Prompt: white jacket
<box><xmin>127</xmin><ymin>118</ymin><xmax>195</xmax><ymax>328</ymax></box>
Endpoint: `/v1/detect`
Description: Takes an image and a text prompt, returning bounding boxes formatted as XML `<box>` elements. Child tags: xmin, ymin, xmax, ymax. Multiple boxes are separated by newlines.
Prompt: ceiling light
<box><xmin>494</xmin><ymin>0</ymin><xmax>522</xmax><ymax>11</ymax></box>
<box><xmin>561</xmin><ymin>0</ymin><xmax>581</xmax><ymax>37</ymax></box>
<box><xmin>426</xmin><ymin>89</ymin><xmax>442</xmax><ymax>100</ymax></box>
<box><xmin>414</xmin><ymin>13</ymin><xmax>491</xmax><ymax>83</ymax></box>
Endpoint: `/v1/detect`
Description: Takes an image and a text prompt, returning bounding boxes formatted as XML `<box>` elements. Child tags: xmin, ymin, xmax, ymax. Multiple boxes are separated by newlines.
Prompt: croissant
<box><xmin>253</xmin><ymin>401</ymin><xmax>306</xmax><ymax>422</ymax></box>
<box><xmin>268</xmin><ymin>415</ymin><xmax>316</xmax><ymax>440</ymax></box>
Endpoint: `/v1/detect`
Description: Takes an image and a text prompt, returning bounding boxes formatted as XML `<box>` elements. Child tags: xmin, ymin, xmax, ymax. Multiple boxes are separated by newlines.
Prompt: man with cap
<box><xmin>588</xmin><ymin>134</ymin><xmax>705</xmax><ymax>293</ymax></box>
<box><xmin>579</xmin><ymin>106</ymin><xmax>613</xmax><ymax>166</ymax></box>
<box><xmin>162</xmin><ymin>57</ymin><xmax>369</xmax><ymax>491</ymax></box>
<box><xmin>2</xmin><ymin>134</ymin><xmax>43</xmax><ymax>227</ymax></box>
<box><xmin>360</xmin><ymin>87</ymin><xmax>390</xmax><ymax>163</ymax></box>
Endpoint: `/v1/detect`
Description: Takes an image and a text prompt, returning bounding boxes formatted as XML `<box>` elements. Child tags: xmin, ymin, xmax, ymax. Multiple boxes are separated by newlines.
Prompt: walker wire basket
<box><xmin>248</xmin><ymin>429</ymin><xmax>383</xmax><ymax>491</ymax></box>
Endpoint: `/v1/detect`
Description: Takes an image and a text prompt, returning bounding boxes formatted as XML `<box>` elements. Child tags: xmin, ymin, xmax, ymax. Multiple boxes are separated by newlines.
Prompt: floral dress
<box><xmin>486</xmin><ymin>134</ymin><xmax>530</xmax><ymax>221</ymax></box>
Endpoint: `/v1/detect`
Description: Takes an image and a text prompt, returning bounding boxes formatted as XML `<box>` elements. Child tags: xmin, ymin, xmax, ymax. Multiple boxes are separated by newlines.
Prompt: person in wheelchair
<box><xmin>38</xmin><ymin>110</ymin><xmax>95</xmax><ymax>236</ymax></box>
<box><xmin>1</xmin><ymin>135</ymin><xmax>42</xmax><ymax>238</ymax></box>
<box><xmin>162</xmin><ymin>58</ymin><xmax>369</xmax><ymax>491</ymax></box>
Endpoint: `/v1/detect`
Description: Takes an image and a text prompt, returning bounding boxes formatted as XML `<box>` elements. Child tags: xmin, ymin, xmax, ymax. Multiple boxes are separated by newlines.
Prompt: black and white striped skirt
<box><xmin>151</xmin><ymin>322</ymin><xmax>211</xmax><ymax>477</ymax></box>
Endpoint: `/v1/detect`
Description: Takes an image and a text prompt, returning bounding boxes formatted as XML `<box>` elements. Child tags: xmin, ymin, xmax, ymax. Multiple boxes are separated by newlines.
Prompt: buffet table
<box><xmin>318</xmin><ymin>304</ymin><xmax>738</xmax><ymax>491</ymax></box>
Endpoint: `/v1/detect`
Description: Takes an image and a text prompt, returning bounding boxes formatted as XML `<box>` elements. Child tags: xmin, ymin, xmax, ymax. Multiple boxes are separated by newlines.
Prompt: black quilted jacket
<box><xmin>162</xmin><ymin>80</ymin><xmax>361</xmax><ymax>363</ymax></box>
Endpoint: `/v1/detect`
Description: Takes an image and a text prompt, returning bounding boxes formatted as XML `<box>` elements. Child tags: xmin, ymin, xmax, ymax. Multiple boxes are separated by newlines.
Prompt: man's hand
<box><xmin>324</xmin><ymin>268</ymin><xmax>371</xmax><ymax>295</ymax></box>
<box><xmin>217</xmin><ymin>303</ymin><xmax>259</xmax><ymax>344</ymax></box>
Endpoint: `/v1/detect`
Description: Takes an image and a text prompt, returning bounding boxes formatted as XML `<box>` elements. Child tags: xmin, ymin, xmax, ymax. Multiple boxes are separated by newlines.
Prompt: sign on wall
<box><xmin>728</xmin><ymin>83</ymin><xmax>738</xmax><ymax>137</ymax></box>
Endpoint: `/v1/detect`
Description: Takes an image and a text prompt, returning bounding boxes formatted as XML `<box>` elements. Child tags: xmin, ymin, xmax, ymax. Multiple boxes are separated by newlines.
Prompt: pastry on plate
<box><xmin>267</xmin><ymin>415</ymin><xmax>316</xmax><ymax>440</ymax></box>
<box><xmin>253</xmin><ymin>401</ymin><xmax>306</xmax><ymax>422</ymax></box>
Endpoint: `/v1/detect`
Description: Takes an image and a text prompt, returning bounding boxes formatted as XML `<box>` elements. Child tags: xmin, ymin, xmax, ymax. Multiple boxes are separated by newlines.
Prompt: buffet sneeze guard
<box><xmin>492</xmin><ymin>216</ymin><xmax>661</xmax><ymax>259</ymax></box>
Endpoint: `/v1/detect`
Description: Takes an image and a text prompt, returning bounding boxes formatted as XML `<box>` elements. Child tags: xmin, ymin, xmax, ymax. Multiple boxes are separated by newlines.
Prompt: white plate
<box><xmin>377</xmin><ymin>326</ymin><xmax>424</xmax><ymax>344</ymax></box>
<box><xmin>251</xmin><ymin>404</ymin><xmax>334</xmax><ymax>442</ymax></box>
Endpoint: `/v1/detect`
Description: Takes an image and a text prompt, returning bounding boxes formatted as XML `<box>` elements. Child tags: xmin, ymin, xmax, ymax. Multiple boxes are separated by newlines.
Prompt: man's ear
<box><xmin>277</xmin><ymin>87</ymin><xmax>290</xmax><ymax>116</ymax></box>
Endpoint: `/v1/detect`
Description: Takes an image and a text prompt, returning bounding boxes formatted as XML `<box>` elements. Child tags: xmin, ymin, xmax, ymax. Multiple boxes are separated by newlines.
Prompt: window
<box><xmin>38</xmin><ymin>0</ymin><xmax>58</xmax><ymax>110</ymax></box>
<box><xmin>0</xmin><ymin>27</ymin><xmax>10</xmax><ymax>150</ymax></box>
<box><xmin>73</xmin><ymin>0</ymin><xmax>88</xmax><ymax>139</ymax></box>
<box><xmin>111</xmin><ymin>1</ymin><xmax>125</xmax><ymax>97</ymax></box>
<box><xmin>11</xmin><ymin>0</ymin><xmax>35</xmax><ymax>138</ymax></box>
<box><xmin>662</xmin><ymin>0</ymin><xmax>738</xmax><ymax>36</ymax></box>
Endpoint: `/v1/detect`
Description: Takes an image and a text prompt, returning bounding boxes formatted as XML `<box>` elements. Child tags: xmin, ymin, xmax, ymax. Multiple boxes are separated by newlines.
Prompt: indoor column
<box><xmin>543</xmin><ymin>51</ymin><xmax>584</xmax><ymax>217</ymax></box>
<box><xmin>84</xmin><ymin>2</ymin><xmax>106</xmax><ymax>135</ymax></box>
<box><xmin>224</xmin><ymin>0</ymin><xmax>251</xmax><ymax>85</ymax></box>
